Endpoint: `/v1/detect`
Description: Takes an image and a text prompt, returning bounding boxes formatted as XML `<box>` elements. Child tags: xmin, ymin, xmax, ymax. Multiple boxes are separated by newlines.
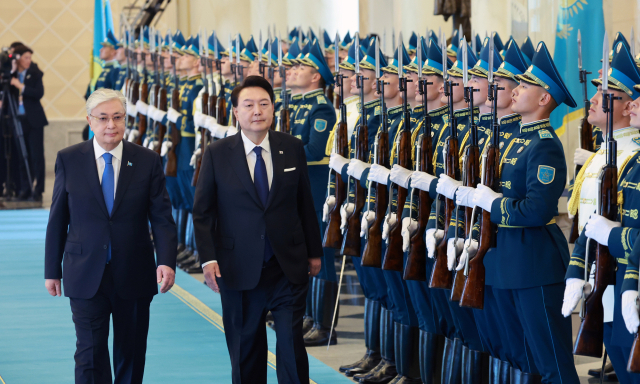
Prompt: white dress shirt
<box><xmin>93</xmin><ymin>138</ymin><xmax>123</xmax><ymax>198</ymax></box>
<box><xmin>203</xmin><ymin>131</ymin><xmax>273</xmax><ymax>268</ymax></box>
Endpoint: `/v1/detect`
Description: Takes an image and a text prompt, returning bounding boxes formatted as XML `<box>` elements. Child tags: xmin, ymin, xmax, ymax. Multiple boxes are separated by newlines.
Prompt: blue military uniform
<box><xmin>566</xmin><ymin>42</ymin><xmax>640</xmax><ymax>384</ymax></box>
<box><xmin>95</xmin><ymin>30</ymin><xmax>121</xmax><ymax>90</ymax></box>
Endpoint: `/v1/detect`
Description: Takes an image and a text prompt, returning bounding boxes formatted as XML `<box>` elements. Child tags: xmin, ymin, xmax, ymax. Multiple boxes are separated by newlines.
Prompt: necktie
<box><xmin>18</xmin><ymin>72</ymin><xmax>25</xmax><ymax>115</ymax></box>
<box><xmin>253</xmin><ymin>147</ymin><xmax>273</xmax><ymax>263</ymax></box>
<box><xmin>102</xmin><ymin>153</ymin><xmax>114</xmax><ymax>263</ymax></box>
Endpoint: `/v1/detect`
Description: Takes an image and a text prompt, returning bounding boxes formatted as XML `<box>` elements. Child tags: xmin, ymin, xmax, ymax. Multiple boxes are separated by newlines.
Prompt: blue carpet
<box><xmin>0</xmin><ymin>209</ymin><xmax>350</xmax><ymax>383</ymax></box>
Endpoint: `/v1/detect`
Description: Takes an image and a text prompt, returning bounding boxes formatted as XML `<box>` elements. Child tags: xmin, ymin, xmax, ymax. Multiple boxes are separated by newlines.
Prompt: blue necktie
<box><xmin>18</xmin><ymin>72</ymin><xmax>25</xmax><ymax>115</ymax></box>
<box><xmin>102</xmin><ymin>153</ymin><xmax>114</xmax><ymax>263</ymax></box>
<box><xmin>253</xmin><ymin>147</ymin><xmax>273</xmax><ymax>263</ymax></box>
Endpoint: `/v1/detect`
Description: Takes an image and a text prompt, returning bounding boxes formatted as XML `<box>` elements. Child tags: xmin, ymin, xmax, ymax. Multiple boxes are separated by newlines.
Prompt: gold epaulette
<box><xmin>568</xmin><ymin>152</ymin><xmax>599</xmax><ymax>216</ymax></box>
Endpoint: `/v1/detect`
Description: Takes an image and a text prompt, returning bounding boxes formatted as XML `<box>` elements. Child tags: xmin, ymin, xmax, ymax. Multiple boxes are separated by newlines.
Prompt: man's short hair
<box><xmin>232</xmin><ymin>75</ymin><xmax>275</xmax><ymax>107</ymax></box>
<box><xmin>310</xmin><ymin>67</ymin><xmax>326</xmax><ymax>89</ymax></box>
<box><xmin>13</xmin><ymin>45</ymin><xmax>33</xmax><ymax>56</ymax></box>
<box><xmin>10</xmin><ymin>42</ymin><xmax>24</xmax><ymax>49</ymax></box>
<box><xmin>86</xmin><ymin>88</ymin><xmax>127</xmax><ymax>116</ymax></box>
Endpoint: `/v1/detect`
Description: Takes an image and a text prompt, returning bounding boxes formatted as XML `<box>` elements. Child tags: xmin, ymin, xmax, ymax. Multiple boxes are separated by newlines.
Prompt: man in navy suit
<box><xmin>44</xmin><ymin>88</ymin><xmax>177</xmax><ymax>384</ymax></box>
<box><xmin>193</xmin><ymin>76</ymin><xmax>323</xmax><ymax>384</ymax></box>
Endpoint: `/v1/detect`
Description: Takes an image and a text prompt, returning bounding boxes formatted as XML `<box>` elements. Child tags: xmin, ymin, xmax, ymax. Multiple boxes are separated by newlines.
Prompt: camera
<box><xmin>0</xmin><ymin>47</ymin><xmax>14</xmax><ymax>81</ymax></box>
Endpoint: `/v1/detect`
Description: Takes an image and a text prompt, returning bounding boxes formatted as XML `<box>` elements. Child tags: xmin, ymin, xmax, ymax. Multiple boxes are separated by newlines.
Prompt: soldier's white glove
<box><xmin>390</xmin><ymin>165</ymin><xmax>413</xmax><ymax>189</ymax></box>
<box><xmin>154</xmin><ymin>109</ymin><xmax>167</xmax><ymax>122</ymax></box>
<box><xmin>347</xmin><ymin>159</ymin><xmax>371</xmax><ymax>180</ymax></box>
<box><xmin>128</xmin><ymin>129</ymin><xmax>139</xmax><ymax>142</ymax></box>
<box><xmin>340</xmin><ymin>203</ymin><xmax>355</xmax><ymax>230</ymax></box>
<box><xmin>382</xmin><ymin>213</ymin><xmax>397</xmax><ymax>241</ymax></box>
<box><xmin>411</xmin><ymin>171</ymin><xmax>437</xmax><ymax>192</ymax></box>
<box><xmin>360</xmin><ymin>211</ymin><xmax>375</xmax><ymax>237</ymax></box>
<box><xmin>561</xmin><ymin>278</ymin><xmax>592</xmax><ymax>317</ymax></box>
<box><xmin>426</xmin><ymin>229</ymin><xmax>444</xmax><ymax>258</ymax></box>
<box><xmin>473</xmin><ymin>184</ymin><xmax>503</xmax><ymax>212</ymax></box>
<box><xmin>622</xmin><ymin>291</ymin><xmax>640</xmax><ymax>334</ymax></box>
<box><xmin>194</xmin><ymin>111</ymin><xmax>207</xmax><ymax>128</ymax></box>
<box><xmin>447</xmin><ymin>238</ymin><xmax>464</xmax><ymax>271</ymax></box>
<box><xmin>142</xmin><ymin>137</ymin><xmax>151</xmax><ymax>148</ymax></box>
<box><xmin>585</xmin><ymin>214</ymin><xmax>620</xmax><ymax>246</ymax></box>
<box><xmin>568</xmin><ymin>211</ymin><xmax>575</xmax><ymax>220</ymax></box>
<box><xmin>126</xmin><ymin>102</ymin><xmax>137</xmax><ymax>117</ymax></box>
<box><xmin>456</xmin><ymin>186</ymin><xmax>476</xmax><ymax>208</ymax></box>
<box><xmin>574</xmin><ymin>148</ymin><xmax>593</xmax><ymax>166</ymax></box>
<box><xmin>161</xmin><ymin>140</ymin><xmax>172</xmax><ymax>157</ymax></box>
<box><xmin>148</xmin><ymin>141</ymin><xmax>158</xmax><ymax>150</ymax></box>
<box><xmin>437</xmin><ymin>174</ymin><xmax>463</xmax><ymax>200</ymax></box>
<box><xmin>147</xmin><ymin>105</ymin><xmax>158</xmax><ymax>120</ymax></box>
<box><xmin>457</xmin><ymin>239</ymin><xmax>478</xmax><ymax>271</ymax></box>
<box><xmin>329</xmin><ymin>153</ymin><xmax>349</xmax><ymax>174</ymax></box>
<box><xmin>190</xmin><ymin>148</ymin><xmax>202</xmax><ymax>167</ymax></box>
<box><xmin>368</xmin><ymin>164</ymin><xmax>391</xmax><ymax>185</ymax></box>
<box><xmin>226</xmin><ymin>126</ymin><xmax>238</xmax><ymax>136</ymax></box>
<box><xmin>401</xmin><ymin>218</ymin><xmax>418</xmax><ymax>252</ymax></box>
<box><xmin>322</xmin><ymin>196</ymin><xmax>336</xmax><ymax>222</ymax></box>
<box><xmin>167</xmin><ymin>107</ymin><xmax>181</xmax><ymax>124</ymax></box>
<box><xmin>135</xmin><ymin>100</ymin><xmax>149</xmax><ymax>116</ymax></box>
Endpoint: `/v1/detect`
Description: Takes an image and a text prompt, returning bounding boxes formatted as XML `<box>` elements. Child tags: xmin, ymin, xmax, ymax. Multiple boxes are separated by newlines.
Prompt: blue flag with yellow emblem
<box><xmin>550</xmin><ymin>0</ymin><xmax>604</xmax><ymax>137</ymax></box>
<box><xmin>90</xmin><ymin>0</ymin><xmax>115</xmax><ymax>93</ymax></box>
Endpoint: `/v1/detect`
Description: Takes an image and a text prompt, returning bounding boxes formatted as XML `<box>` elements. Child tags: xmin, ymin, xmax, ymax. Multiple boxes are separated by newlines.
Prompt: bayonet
<box><xmin>335</xmin><ymin>33</ymin><xmax>340</xmax><ymax>74</ymax></box>
<box><xmin>398</xmin><ymin>32</ymin><xmax>403</xmax><ymax>79</ymax></box>
<box><xmin>417</xmin><ymin>35</ymin><xmax>423</xmax><ymax>73</ymax></box>
<box><xmin>578</xmin><ymin>29</ymin><xmax>583</xmax><ymax>70</ymax></box>
<box><xmin>462</xmin><ymin>39</ymin><xmax>468</xmax><ymax>87</ymax></box>
<box><xmin>355</xmin><ymin>34</ymin><xmax>360</xmax><ymax>74</ymax></box>
<box><xmin>602</xmin><ymin>31</ymin><xmax>609</xmax><ymax>93</ymax></box>
<box><xmin>375</xmin><ymin>37</ymin><xmax>381</xmax><ymax>79</ymax></box>
<box><xmin>488</xmin><ymin>33</ymin><xmax>494</xmax><ymax>84</ymax></box>
<box><xmin>442</xmin><ymin>37</ymin><xmax>448</xmax><ymax>81</ymax></box>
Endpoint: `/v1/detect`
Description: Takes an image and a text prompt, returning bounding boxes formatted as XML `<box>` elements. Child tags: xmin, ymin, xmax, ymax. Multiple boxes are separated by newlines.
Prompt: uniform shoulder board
<box><xmin>538</xmin><ymin>129</ymin><xmax>553</xmax><ymax>140</ymax></box>
<box><xmin>374</xmin><ymin>105</ymin><xmax>381</xmax><ymax>116</ymax></box>
<box><xmin>633</xmin><ymin>137</ymin><xmax>640</xmax><ymax>146</ymax></box>
<box><xmin>314</xmin><ymin>119</ymin><xmax>328</xmax><ymax>132</ymax></box>
<box><xmin>317</xmin><ymin>96</ymin><xmax>327</xmax><ymax>104</ymax></box>
<box><xmin>195</xmin><ymin>78</ymin><xmax>204</xmax><ymax>86</ymax></box>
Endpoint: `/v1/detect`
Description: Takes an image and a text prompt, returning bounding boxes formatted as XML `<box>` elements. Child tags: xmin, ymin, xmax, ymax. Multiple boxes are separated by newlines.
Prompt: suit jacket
<box><xmin>11</xmin><ymin>62</ymin><xmax>48</xmax><ymax>128</ymax></box>
<box><xmin>193</xmin><ymin>131</ymin><xmax>323</xmax><ymax>291</ymax></box>
<box><xmin>45</xmin><ymin>140</ymin><xmax>177</xmax><ymax>299</ymax></box>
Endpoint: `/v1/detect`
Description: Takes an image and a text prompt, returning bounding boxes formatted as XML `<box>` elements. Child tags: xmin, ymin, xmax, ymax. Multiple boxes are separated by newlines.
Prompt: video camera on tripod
<box><xmin>0</xmin><ymin>46</ymin><xmax>33</xmax><ymax>200</ymax></box>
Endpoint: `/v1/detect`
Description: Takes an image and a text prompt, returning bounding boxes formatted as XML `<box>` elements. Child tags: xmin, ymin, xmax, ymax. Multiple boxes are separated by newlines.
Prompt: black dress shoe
<box><xmin>357</xmin><ymin>359</ymin><xmax>397</xmax><ymax>383</ymax></box>
<box><xmin>341</xmin><ymin>350</ymin><xmax>382</xmax><ymax>377</ymax></box>
<box><xmin>30</xmin><ymin>193</ymin><xmax>42</xmax><ymax>202</ymax></box>
<box><xmin>303</xmin><ymin>326</ymin><xmax>336</xmax><ymax>347</ymax></box>
<box><xmin>17</xmin><ymin>190</ymin><xmax>30</xmax><ymax>201</ymax></box>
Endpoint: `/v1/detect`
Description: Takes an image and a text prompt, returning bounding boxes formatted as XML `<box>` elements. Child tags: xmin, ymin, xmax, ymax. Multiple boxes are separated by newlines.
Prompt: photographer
<box><xmin>9</xmin><ymin>45</ymin><xmax>48</xmax><ymax>201</ymax></box>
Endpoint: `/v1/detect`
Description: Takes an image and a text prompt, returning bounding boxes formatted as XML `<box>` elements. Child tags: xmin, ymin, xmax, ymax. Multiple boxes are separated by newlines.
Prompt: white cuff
<box><xmin>136</xmin><ymin>100</ymin><xmax>149</xmax><ymax>116</ymax></box>
<box><xmin>201</xmin><ymin>260</ymin><xmax>218</xmax><ymax>268</ymax></box>
<box><xmin>167</xmin><ymin>108</ymin><xmax>181</xmax><ymax>124</ymax></box>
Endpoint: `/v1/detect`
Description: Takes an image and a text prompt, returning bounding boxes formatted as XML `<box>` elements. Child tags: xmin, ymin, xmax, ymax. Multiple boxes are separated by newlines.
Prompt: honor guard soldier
<box><xmin>286</xmin><ymin>39</ymin><xmax>338</xmax><ymax>346</ymax></box>
<box><xmin>114</xmin><ymin>32</ymin><xmax>128</xmax><ymax>92</ymax></box>
<box><xmin>564</xmin><ymin>41</ymin><xmax>640</xmax><ymax>384</ymax></box>
<box><xmin>200</xmin><ymin>33</ymin><xmax>230</xmax><ymax>141</ymax></box>
<box><xmin>95</xmin><ymin>29</ymin><xmax>121</xmax><ymax>90</ymax></box>
<box><xmin>216</xmin><ymin>35</ymin><xmax>243</xmax><ymax>128</ymax></box>
<box><xmin>458</xmin><ymin>41</ymin><xmax>580</xmax><ymax>384</ymax></box>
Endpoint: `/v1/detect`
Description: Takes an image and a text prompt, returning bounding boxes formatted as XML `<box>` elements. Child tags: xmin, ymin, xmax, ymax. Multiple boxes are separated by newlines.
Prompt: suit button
<box><xmin>103</xmin><ymin>245</ymin><xmax>108</xmax><ymax>249</ymax></box>
<box><xmin>261</xmin><ymin>235</ymin><xmax>265</xmax><ymax>240</ymax></box>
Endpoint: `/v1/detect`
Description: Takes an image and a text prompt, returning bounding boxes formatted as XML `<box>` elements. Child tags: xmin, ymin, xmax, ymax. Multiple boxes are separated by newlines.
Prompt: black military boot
<box><xmin>499</xmin><ymin>361</ymin><xmax>511</xmax><ymax>384</ymax></box>
<box><xmin>356</xmin><ymin>307</ymin><xmax>397</xmax><ymax>383</ymax></box>
<box><xmin>446</xmin><ymin>339</ymin><xmax>464</xmax><ymax>384</ymax></box>
<box><xmin>419</xmin><ymin>330</ymin><xmax>441</xmax><ymax>384</ymax></box>
<box><xmin>509</xmin><ymin>367</ymin><xmax>521</xmax><ymax>384</ymax></box>
<box><xmin>518</xmin><ymin>372</ymin><xmax>541</xmax><ymax>384</ymax></box>
<box><xmin>440</xmin><ymin>338</ymin><xmax>453</xmax><ymax>384</ymax></box>
<box><xmin>462</xmin><ymin>348</ymin><xmax>489</xmax><ymax>384</ymax></box>
<box><xmin>488</xmin><ymin>357</ymin><xmax>501</xmax><ymax>384</ymax></box>
<box><xmin>387</xmin><ymin>322</ymin><xmax>421</xmax><ymax>383</ymax></box>
<box><xmin>340</xmin><ymin>298</ymin><xmax>382</xmax><ymax>376</ymax></box>
<box><xmin>304</xmin><ymin>279</ymin><xmax>338</xmax><ymax>346</ymax></box>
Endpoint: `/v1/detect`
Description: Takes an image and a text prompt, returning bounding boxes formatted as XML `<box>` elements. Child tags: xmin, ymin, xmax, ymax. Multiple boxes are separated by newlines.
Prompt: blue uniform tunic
<box><xmin>95</xmin><ymin>61</ymin><xmax>119</xmax><ymax>90</ymax></box>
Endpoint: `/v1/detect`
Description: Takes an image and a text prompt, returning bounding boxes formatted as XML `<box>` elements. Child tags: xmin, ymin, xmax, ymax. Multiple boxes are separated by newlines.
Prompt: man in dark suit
<box><xmin>193</xmin><ymin>76</ymin><xmax>323</xmax><ymax>384</ymax></box>
<box><xmin>44</xmin><ymin>88</ymin><xmax>177</xmax><ymax>384</ymax></box>
<box><xmin>9</xmin><ymin>45</ymin><xmax>48</xmax><ymax>201</ymax></box>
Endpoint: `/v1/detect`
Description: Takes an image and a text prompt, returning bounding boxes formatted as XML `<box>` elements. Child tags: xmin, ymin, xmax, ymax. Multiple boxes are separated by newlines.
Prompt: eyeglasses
<box><xmin>89</xmin><ymin>114</ymin><xmax>126</xmax><ymax>125</ymax></box>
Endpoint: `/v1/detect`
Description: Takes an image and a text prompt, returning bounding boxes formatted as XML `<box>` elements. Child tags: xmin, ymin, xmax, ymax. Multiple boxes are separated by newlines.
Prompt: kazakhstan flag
<box><xmin>550</xmin><ymin>0</ymin><xmax>604</xmax><ymax>137</ymax></box>
<box><xmin>90</xmin><ymin>0</ymin><xmax>115</xmax><ymax>93</ymax></box>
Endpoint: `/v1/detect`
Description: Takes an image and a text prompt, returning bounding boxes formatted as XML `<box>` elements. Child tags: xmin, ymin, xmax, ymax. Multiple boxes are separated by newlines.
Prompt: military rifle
<box><xmin>135</xmin><ymin>45</ymin><xmax>149</xmax><ymax>146</ymax></box>
<box><xmin>278</xmin><ymin>39</ymin><xmax>291</xmax><ymax>134</ymax></box>
<box><xmin>154</xmin><ymin>30</ymin><xmax>168</xmax><ymax>155</ymax></box>
<box><xmin>164</xmin><ymin>33</ymin><xmax>181</xmax><ymax>177</ymax></box>
<box><xmin>128</xmin><ymin>34</ymin><xmax>140</xmax><ymax>134</ymax></box>
<box><xmin>193</xmin><ymin>28</ymin><xmax>210</xmax><ymax>187</ymax></box>
<box><xmin>147</xmin><ymin>28</ymin><xmax>160</xmax><ymax>149</ymax></box>
<box><xmin>573</xmin><ymin>32</ymin><xmax>618</xmax><ymax>357</ymax></box>
<box><xmin>323</xmin><ymin>33</ymin><xmax>349</xmax><ymax>249</ymax></box>
<box><xmin>362</xmin><ymin>37</ymin><xmax>389</xmax><ymax>267</ymax></box>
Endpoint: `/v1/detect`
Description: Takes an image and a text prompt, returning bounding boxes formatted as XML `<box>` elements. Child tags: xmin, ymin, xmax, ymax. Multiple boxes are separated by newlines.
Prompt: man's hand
<box><xmin>340</xmin><ymin>203</ymin><xmax>355</xmax><ymax>230</ymax></box>
<box><xmin>309</xmin><ymin>258</ymin><xmax>321</xmax><ymax>277</ymax></box>
<box><xmin>382</xmin><ymin>213</ymin><xmax>397</xmax><ymax>241</ymax></box>
<box><xmin>347</xmin><ymin>159</ymin><xmax>371</xmax><ymax>180</ymax></box>
<box><xmin>622</xmin><ymin>291</ymin><xmax>640</xmax><ymax>334</ymax></box>
<box><xmin>574</xmin><ymin>148</ymin><xmax>593</xmax><ymax>166</ymax></box>
<box><xmin>561</xmin><ymin>278</ymin><xmax>592</xmax><ymax>317</ymax></box>
<box><xmin>329</xmin><ymin>153</ymin><xmax>349</xmax><ymax>173</ymax></box>
<box><xmin>585</xmin><ymin>214</ymin><xmax>620</xmax><ymax>246</ymax></box>
<box><xmin>323</xmin><ymin>196</ymin><xmax>336</xmax><ymax>222</ymax></box>
<box><xmin>45</xmin><ymin>279</ymin><xmax>62</xmax><ymax>297</ymax></box>
<box><xmin>436</xmin><ymin>174</ymin><xmax>462</xmax><ymax>200</ymax></box>
<box><xmin>401</xmin><ymin>218</ymin><xmax>418</xmax><ymax>252</ymax></box>
<box><xmin>390</xmin><ymin>165</ymin><xmax>412</xmax><ymax>188</ymax></box>
<box><xmin>447</xmin><ymin>238</ymin><xmax>464</xmax><ymax>271</ymax></box>
<box><xmin>426</xmin><ymin>229</ymin><xmax>444</xmax><ymax>258</ymax></box>
<box><xmin>10</xmin><ymin>77</ymin><xmax>24</xmax><ymax>91</ymax></box>
<box><xmin>157</xmin><ymin>265</ymin><xmax>176</xmax><ymax>293</ymax></box>
<box><xmin>360</xmin><ymin>210</ymin><xmax>375</xmax><ymax>237</ymax></box>
<box><xmin>203</xmin><ymin>262</ymin><xmax>222</xmax><ymax>293</ymax></box>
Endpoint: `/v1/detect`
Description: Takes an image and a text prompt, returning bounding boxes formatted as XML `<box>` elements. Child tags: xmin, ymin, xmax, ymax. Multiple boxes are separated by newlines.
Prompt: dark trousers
<box><xmin>218</xmin><ymin>257</ymin><xmax>310</xmax><ymax>384</ymax></box>
<box><xmin>0</xmin><ymin>116</ymin><xmax>23</xmax><ymax>195</ymax></box>
<box><xmin>18</xmin><ymin>116</ymin><xmax>45</xmax><ymax>195</ymax></box>
<box><xmin>69</xmin><ymin>264</ymin><xmax>153</xmax><ymax>384</ymax></box>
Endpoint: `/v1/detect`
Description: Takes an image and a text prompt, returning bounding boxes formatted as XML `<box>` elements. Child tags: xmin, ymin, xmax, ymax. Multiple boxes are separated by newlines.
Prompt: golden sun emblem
<box><xmin>560</xmin><ymin>0</ymin><xmax>589</xmax><ymax>17</ymax></box>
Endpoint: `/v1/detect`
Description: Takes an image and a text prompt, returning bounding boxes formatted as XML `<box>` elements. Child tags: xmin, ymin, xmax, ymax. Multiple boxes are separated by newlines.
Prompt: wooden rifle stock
<box><xmin>361</xmin><ymin>132</ymin><xmax>389</xmax><ymax>267</ymax></box>
<box><xmin>192</xmin><ymin>91</ymin><xmax>209</xmax><ymax>186</ymax></box>
<box><xmin>459</xmin><ymin>145</ymin><xmax>499</xmax><ymax>309</ymax></box>
<box><xmin>135</xmin><ymin>81</ymin><xmax>149</xmax><ymax>145</ymax></box>
<box><xmin>128</xmin><ymin>77</ymin><xmax>140</xmax><ymax>133</ymax></box>
<box><xmin>628</xmin><ymin>332</ymin><xmax>640</xmax><ymax>372</ymax></box>
<box><xmin>429</xmin><ymin>136</ymin><xmax>459</xmax><ymax>289</ymax></box>
<box><xmin>382</xmin><ymin>128</ymin><xmax>411</xmax><ymax>272</ymax></box>
<box><xmin>323</xmin><ymin>118</ymin><xmax>349</xmax><ymax>249</ymax></box>
<box><xmin>341</xmin><ymin>120</ymin><xmax>368</xmax><ymax>256</ymax></box>
<box><xmin>164</xmin><ymin>87</ymin><xmax>181</xmax><ymax>177</ymax></box>
<box><xmin>280</xmin><ymin>108</ymin><xmax>290</xmax><ymax>134</ymax></box>
<box><xmin>573</xmin><ymin>164</ymin><xmax>618</xmax><ymax>357</ymax></box>
<box><xmin>154</xmin><ymin>87</ymin><xmax>167</xmax><ymax>155</ymax></box>
<box><xmin>404</xmin><ymin>132</ymin><xmax>434</xmax><ymax>280</ymax></box>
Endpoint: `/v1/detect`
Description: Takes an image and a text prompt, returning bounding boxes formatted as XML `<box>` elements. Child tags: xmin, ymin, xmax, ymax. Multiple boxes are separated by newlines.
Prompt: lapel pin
<box><xmin>279</xmin><ymin>151</ymin><xmax>283</xmax><ymax>154</ymax></box>
<box><xmin>127</xmin><ymin>161</ymin><xmax>133</xmax><ymax>166</ymax></box>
